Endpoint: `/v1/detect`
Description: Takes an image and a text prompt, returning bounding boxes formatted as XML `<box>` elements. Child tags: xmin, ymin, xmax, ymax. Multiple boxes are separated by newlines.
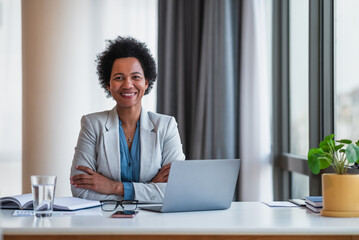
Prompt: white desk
<box><xmin>2</xmin><ymin>202</ymin><xmax>359</xmax><ymax>240</ymax></box>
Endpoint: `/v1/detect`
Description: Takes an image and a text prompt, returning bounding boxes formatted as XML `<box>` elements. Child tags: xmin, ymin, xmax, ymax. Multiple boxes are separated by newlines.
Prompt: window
<box><xmin>289</xmin><ymin>0</ymin><xmax>309</xmax><ymax>157</ymax></box>
<box><xmin>288</xmin><ymin>0</ymin><xmax>309</xmax><ymax>199</ymax></box>
<box><xmin>273</xmin><ymin>0</ymin><xmax>337</xmax><ymax>199</ymax></box>
<box><xmin>0</xmin><ymin>0</ymin><xmax>22</xmax><ymax>196</ymax></box>
<box><xmin>334</xmin><ymin>0</ymin><xmax>359</xmax><ymax>140</ymax></box>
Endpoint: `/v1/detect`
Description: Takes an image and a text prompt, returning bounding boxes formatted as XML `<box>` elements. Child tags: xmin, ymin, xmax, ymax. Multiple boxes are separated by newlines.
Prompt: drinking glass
<box><xmin>31</xmin><ymin>175</ymin><xmax>57</xmax><ymax>218</ymax></box>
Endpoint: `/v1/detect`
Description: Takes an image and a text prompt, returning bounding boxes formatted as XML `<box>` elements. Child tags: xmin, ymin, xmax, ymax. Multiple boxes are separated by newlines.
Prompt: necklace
<box><xmin>123</xmin><ymin>130</ymin><xmax>135</xmax><ymax>143</ymax></box>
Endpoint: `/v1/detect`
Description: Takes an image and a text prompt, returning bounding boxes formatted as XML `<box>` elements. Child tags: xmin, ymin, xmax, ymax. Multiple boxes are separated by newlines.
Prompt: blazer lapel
<box><xmin>139</xmin><ymin>108</ymin><xmax>156</xmax><ymax>182</ymax></box>
<box><xmin>103</xmin><ymin>107</ymin><xmax>121</xmax><ymax>181</ymax></box>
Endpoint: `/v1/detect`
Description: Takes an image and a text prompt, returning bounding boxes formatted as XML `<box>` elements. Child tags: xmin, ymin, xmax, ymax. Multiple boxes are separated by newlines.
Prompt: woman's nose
<box><xmin>122</xmin><ymin>78</ymin><xmax>133</xmax><ymax>88</ymax></box>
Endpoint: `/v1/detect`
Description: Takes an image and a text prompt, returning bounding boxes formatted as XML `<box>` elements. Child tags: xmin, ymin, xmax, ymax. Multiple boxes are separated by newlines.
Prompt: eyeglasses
<box><xmin>100</xmin><ymin>200</ymin><xmax>138</xmax><ymax>212</ymax></box>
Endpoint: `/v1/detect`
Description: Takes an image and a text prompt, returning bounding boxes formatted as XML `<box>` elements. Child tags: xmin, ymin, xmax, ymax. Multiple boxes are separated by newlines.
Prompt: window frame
<box><xmin>272</xmin><ymin>0</ymin><xmax>339</xmax><ymax>200</ymax></box>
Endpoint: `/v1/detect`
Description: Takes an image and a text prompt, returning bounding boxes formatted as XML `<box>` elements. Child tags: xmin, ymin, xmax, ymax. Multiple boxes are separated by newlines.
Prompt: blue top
<box><xmin>119</xmin><ymin>120</ymin><xmax>140</xmax><ymax>200</ymax></box>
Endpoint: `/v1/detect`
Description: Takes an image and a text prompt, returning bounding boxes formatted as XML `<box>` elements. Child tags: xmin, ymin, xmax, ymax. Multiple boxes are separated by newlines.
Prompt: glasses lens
<box><xmin>121</xmin><ymin>200</ymin><xmax>138</xmax><ymax>211</ymax></box>
<box><xmin>101</xmin><ymin>201</ymin><xmax>118</xmax><ymax>211</ymax></box>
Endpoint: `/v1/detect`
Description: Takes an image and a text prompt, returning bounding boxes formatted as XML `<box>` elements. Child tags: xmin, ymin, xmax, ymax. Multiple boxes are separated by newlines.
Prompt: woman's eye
<box><xmin>114</xmin><ymin>76</ymin><xmax>124</xmax><ymax>81</ymax></box>
<box><xmin>132</xmin><ymin>76</ymin><xmax>141</xmax><ymax>80</ymax></box>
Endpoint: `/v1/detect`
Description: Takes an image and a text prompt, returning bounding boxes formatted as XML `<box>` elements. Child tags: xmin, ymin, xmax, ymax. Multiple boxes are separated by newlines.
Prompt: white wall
<box><xmin>0</xmin><ymin>0</ymin><xmax>22</xmax><ymax>197</ymax></box>
<box><xmin>0</xmin><ymin>0</ymin><xmax>157</xmax><ymax>197</ymax></box>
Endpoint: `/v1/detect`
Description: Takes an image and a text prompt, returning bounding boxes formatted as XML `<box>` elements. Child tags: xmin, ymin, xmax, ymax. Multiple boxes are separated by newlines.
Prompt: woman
<box><xmin>70</xmin><ymin>36</ymin><xmax>185</xmax><ymax>203</ymax></box>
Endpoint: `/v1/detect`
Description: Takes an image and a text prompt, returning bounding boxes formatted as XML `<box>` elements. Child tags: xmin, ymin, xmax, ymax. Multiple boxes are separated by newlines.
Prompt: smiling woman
<box><xmin>70</xmin><ymin>37</ymin><xmax>185</xmax><ymax>203</ymax></box>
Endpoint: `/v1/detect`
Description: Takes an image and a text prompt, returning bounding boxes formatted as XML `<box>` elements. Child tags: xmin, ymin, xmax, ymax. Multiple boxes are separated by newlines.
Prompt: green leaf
<box><xmin>339</xmin><ymin>149</ymin><xmax>346</xmax><ymax>153</ymax></box>
<box><xmin>337</xmin><ymin>139</ymin><xmax>352</xmax><ymax>144</ymax></box>
<box><xmin>324</xmin><ymin>134</ymin><xmax>335</xmax><ymax>141</ymax></box>
<box><xmin>308</xmin><ymin>155</ymin><xmax>320</xmax><ymax>174</ymax></box>
<box><xmin>345</xmin><ymin>144</ymin><xmax>359</xmax><ymax>163</ymax></box>
<box><xmin>335</xmin><ymin>144</ymin><xmax>344</xmax><ymax>151</ymax></box>
<box><xmin>324</xmin><ymin>152</ymin><xmax>332</xmax><ymax>158</ymax></box>
<box><xmin>318</xmin><ymin>156</ymin><xmax>331</xmax><ymax>169</ymax></box>
<box><xmin>319</xmin><ymin>140</ymin><xmax>330</xmax><ymax>152</ymax></box>
<box><xmin>356</xmin><ymin>140</ymin><xmax>359</xmax><ymax>146</ymax></box>
<box><xmin>329</xmin><ymin>139</ymin><xmax>336</xmax><ymax>148</ymax></box>
<box><xmin>319</xmin><ymin>140</ymin><xmax>328</xmax><ymax>148</ymax></box>
<box><xmin>307</xmin><ymin>148</ymin><xmax>325</xmax><ymax>174</ymax></box>
<box><xmin>308</xmin><ymin>148</ymin><xmax>324</xmax><ymax>158</ymax></box>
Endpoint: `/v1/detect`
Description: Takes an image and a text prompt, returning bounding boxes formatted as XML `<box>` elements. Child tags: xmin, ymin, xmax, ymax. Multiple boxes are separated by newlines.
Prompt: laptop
<box><xmin>140</xmin><ymin>159</ymin><xmax>240</xmax><ymax>213</ymax></box>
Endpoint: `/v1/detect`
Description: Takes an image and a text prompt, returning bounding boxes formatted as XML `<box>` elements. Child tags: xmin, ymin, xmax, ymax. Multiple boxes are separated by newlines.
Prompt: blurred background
<box><xmin>0</xmin><ymin>0</ymin><xmax>158</xmax><ymax>197</ymax></box>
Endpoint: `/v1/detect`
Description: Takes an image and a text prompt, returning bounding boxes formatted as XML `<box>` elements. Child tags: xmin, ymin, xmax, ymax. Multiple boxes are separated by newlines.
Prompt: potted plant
<box><xmin>308</xmin><ymin>134</ymin><xmax>359</xmax><ymax>217</ymax></box>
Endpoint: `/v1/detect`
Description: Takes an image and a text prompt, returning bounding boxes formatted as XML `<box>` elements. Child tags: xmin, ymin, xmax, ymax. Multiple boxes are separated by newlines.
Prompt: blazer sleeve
<box><xmin>161</xmin><ymin>116</ymin><xmax>186</xmax><ymax>165</ymax></box>
<box><xmin>132</xmin><ymin>116</ymin><xmax>185</xmax><ymax>203</ymax></box>
<box><xmin>70</xmin><ymin>115</ymin><xmax>122</xmax><ymax>201</ymax></box>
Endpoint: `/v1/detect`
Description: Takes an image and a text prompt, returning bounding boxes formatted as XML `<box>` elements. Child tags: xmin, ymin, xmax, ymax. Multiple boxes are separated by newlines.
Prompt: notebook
<box><xmin>0</xmin><ymin>193</ymin><xmax>100</xmax><ymax>211</ymax></box>
<box><xmin>140</xmin><ymin>159</ymin><xmax>240</xmax><ymax>213</ymax></box>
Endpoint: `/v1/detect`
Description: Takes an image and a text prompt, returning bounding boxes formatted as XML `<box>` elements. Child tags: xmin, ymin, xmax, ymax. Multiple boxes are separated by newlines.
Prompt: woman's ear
<box><xmin>145</xmin><ymin>79</ymin><xmax>149</xmax><ymax>90</ymax></box>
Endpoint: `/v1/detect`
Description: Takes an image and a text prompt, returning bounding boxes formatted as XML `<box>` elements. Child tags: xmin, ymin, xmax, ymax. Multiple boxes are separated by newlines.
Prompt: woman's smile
<box><xmin>120</xmin><ymin>92</ymin><xmax>137</xmax><ymax>98</ymax></box>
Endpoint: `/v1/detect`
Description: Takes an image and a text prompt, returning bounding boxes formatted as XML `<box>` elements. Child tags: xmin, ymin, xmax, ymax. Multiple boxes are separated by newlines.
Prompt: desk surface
<box><xmin>2</xmin><ymin>202</ymin><xmax>359</xmax><ymax>239</ymax></box>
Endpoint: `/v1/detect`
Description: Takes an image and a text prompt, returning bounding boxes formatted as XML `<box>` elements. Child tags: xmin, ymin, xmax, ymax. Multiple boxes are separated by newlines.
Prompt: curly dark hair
<box><xmin>96</xmin><ymin>36</ymin><xmax>157</xmax><ymax>97</ymax></box>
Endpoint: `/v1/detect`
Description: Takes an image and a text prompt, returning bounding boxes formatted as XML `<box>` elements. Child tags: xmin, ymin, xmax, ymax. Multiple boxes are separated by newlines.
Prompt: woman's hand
<box><xmin>70</xmin><ymin>166</ymin><xmax>124</xmax><ymax>195</ymax></box>
<box><xmin>151</xmin><ymin>163</ymin><xmax>171</xmax><ymax>183</ymax></box>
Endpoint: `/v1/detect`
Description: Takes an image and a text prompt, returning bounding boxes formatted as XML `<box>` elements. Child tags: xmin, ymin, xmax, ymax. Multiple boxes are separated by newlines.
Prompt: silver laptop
<box><xmin>140</xmin><ymin>159</ymin><xmax>240</xmax><ymax>213</ymax></box>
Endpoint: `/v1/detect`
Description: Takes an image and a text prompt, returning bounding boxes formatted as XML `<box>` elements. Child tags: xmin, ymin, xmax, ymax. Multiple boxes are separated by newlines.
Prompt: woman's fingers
<box><xmin>160</xmin><ymin>163</ymin><xmax>171</xmax><ymax>172</ymax></box>
<box><xmin>71</xmin><ymin>166</ymin><xmax>97</xmax><ymax>187</ymax></box>
<box><xmin>151</xmin><ymin>164</ymin><xmax>172</xmax><ymax>183</ymax></box>
<box><xmin>71</xmin><ymin>174</ymin><xmax>92</xmax><ymax>180</ymax></box>
<box><xmin>161</xmin><ymin>165</ymin><xmax>171</xmax><ymax>175</ymax></box>
<box><xmin>72</xmin><ymin>181</ymin><xmax>95</xmax><ymax>190</ymax></box>
<box><xmin>71</xmin><ymin>177</ymin><xmax>94</xmax><ymax>185</ymax></box>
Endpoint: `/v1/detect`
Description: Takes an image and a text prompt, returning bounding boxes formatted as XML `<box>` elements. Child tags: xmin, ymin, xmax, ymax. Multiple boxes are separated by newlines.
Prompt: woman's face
<box><xmin>108</xmin><ymin>57</ymin><xmax>149</xmax><ymax>110</ymax></box>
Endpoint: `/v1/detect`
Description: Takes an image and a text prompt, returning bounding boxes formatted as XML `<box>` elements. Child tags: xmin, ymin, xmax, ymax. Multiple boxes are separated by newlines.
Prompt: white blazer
<box><xmin>70</xmin><ymin>107</ymin><xmax>185</xmax><ymax>203</ymax></box>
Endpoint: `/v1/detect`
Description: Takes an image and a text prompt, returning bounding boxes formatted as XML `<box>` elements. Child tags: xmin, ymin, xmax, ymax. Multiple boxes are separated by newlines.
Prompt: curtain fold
<box><xmin>158</xmin><ymin>0</ymin><xmax>239</xmax><ymax>160</ymax></box>
<box><xmin>158</xmin><ymin>0</ymin><xmax>272</xmax><ymax>201</ymax></box>
<box><xmin>239</xmin><ymin>0</ymin><xmax>272</xmax><ymax>201</ymax></box>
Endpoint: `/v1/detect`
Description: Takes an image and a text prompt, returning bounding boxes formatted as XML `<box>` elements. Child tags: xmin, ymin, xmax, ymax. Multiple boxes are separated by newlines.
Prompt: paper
<box><xmin>1</xmin><ymin>193</ymin><xmax>100</xmax><ymax>211</ymax></box>
<box><xmin>13</xmin><ymin>209</ymin><xmax>103</xmax><ymax>217</ymax></box>
<box><xmin>262</xmin><ymin>201</ymin><xmax>298</xmax><ymax>207</ymax></box>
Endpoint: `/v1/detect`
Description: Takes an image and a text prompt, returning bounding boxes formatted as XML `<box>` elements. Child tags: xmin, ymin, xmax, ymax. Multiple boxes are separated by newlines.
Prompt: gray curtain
<box><xmin>158</xmin><ymin>0</ymin><xmax>241</xmax><ymax>159</ymax></box>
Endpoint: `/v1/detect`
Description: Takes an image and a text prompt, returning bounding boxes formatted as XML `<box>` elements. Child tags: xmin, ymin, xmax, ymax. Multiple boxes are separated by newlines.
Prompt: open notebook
<box><xmin>0</xmin><ymin>193</ymin><xmax>100</xmax><ymax>211</ymax></box>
